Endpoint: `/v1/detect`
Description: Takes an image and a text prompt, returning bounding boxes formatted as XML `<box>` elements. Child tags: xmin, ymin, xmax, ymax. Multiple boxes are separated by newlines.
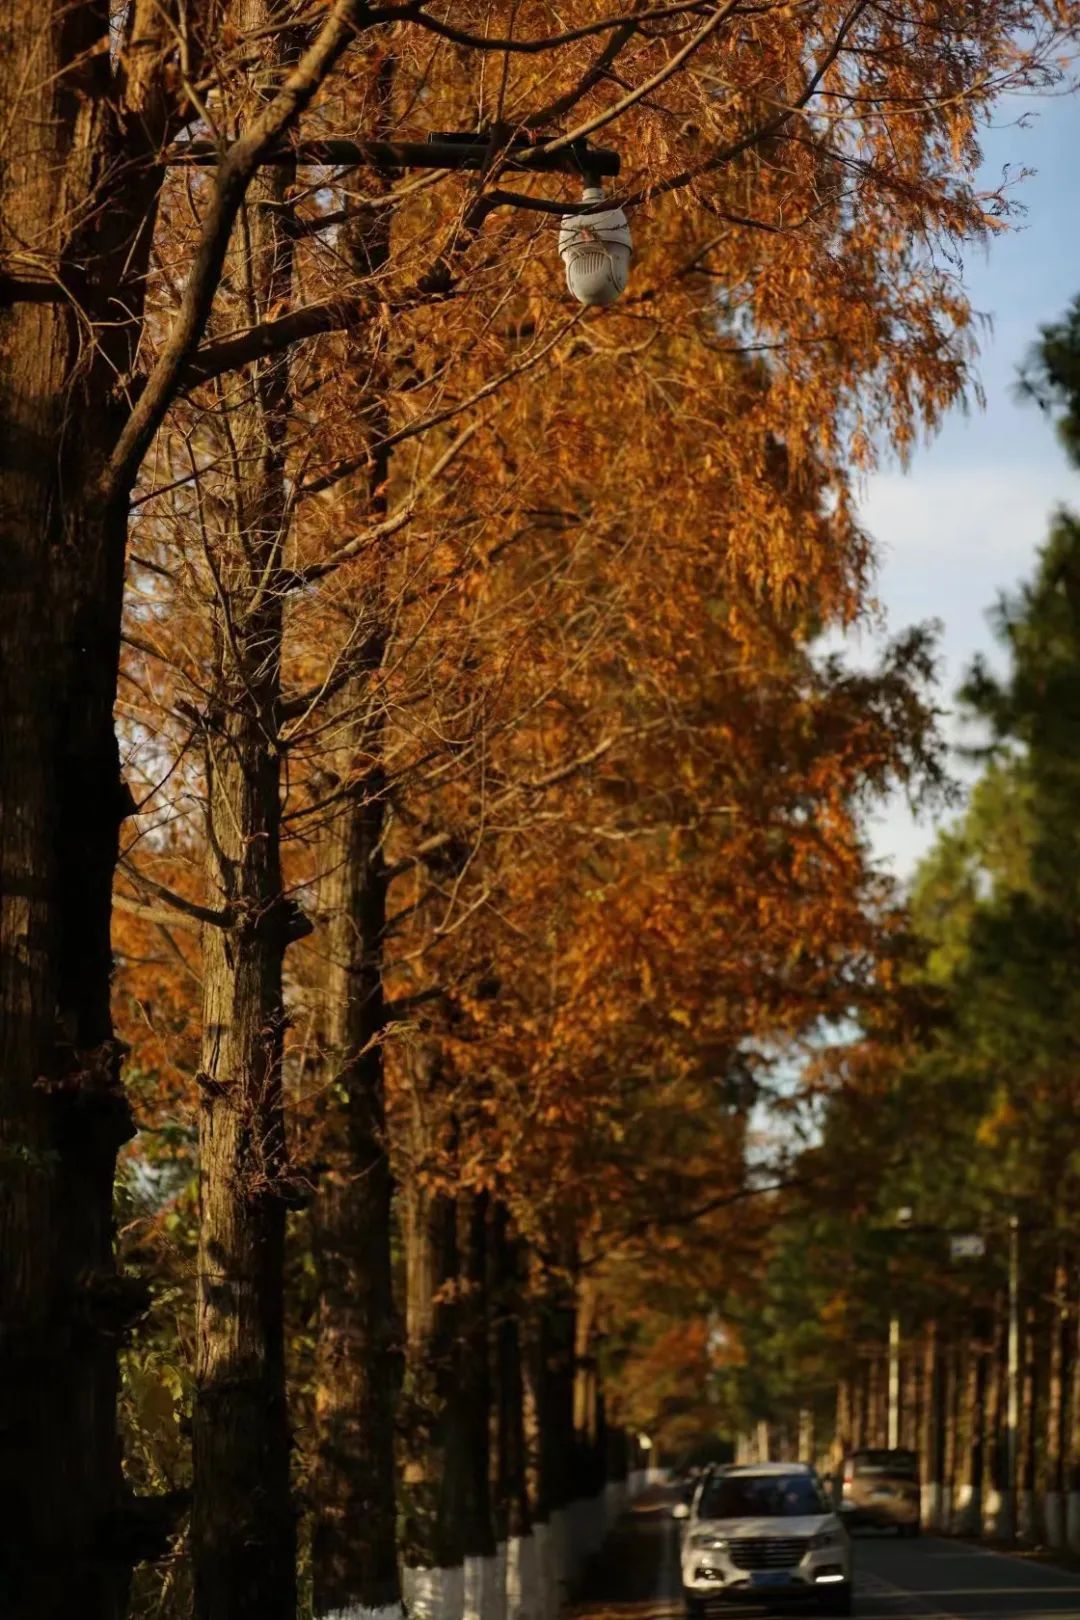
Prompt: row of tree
<box><xmin>721</xmin><ymin>293</ymin><xmax>1080</xmax><ymax>1547</ymax></box>
<box><xmin>3</xmin><ymin>3</ymin><xmax>1078</xmax><ymax>1618</ymax></box>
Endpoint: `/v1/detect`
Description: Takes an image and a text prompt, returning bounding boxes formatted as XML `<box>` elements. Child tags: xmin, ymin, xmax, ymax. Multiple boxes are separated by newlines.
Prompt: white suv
<box><xmin>678</xmin><ymin>1462</ymin><xmax>852</xmax><ymax>1616</ymax></box>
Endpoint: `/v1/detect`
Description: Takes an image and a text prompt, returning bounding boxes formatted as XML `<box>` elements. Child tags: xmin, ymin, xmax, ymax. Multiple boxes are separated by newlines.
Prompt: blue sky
<box><xmin>842</xmin><ymin>89</ymin><xmax>1080</xmax><ymax>881</ymax></box>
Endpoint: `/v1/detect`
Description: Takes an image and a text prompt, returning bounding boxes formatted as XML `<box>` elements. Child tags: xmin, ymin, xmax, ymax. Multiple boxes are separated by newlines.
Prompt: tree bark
<box><xmin>1067</xmin><ymin>1267</ymin><xmax>1080</xmax><ymax>1547</ymax></box>
<box><xmin>399</xmin><ymin>1060</ymin><xmax>467</xmax><ymax>1592</ymax></box>
<box><xmin>308</xmin><ymin>737</ymin><xmax>399</xmax><ymax>1617</ymax></box>
<box><xmin>573</xmin><ymin>1273</ymin><xmax>604</xmax><ymax>1497</ymax></box>
<box><xmin>958</xmin><ymin>1337</ymin><xmax>986</xmax><ymax>1531</ymax></box>
<box><xmin>1047</xmin><ymin>1257</ymin><xmax>1068</xmax><ymax>1506</ymax></box>
<box><xmin>982</xmin><ymin>1295</ymin><xmax>1006</xmax><ymax>1534</ymax></box>
<box><xmin>192</xmin><ymin>17</ymin><xmax>300</xmax><ymax>1610</ymax></box>
<box><xmin>0</xmin><ymin>2</ymin><xmax>170</xmax><ymax>1609</ymax></box>
<box><xmin>833</xmin><ymin>1377</ymin><xmax>852</xmax><ymax>1480</ymax></box>
<box><xmin>307</xmin><ymin>91</ymin><xmax>402</xmax><ymax>1611</ymax></box>
<box><xmin>942</xmin><ymin>1339</ymin><xmax>960</xmax><ymax>1529</ymax></box>
<box><xmin>460</xmin><ymin>1193</ymin><xmax>496</xmax><ymax>1555</ymax></box>
<box><xmin>921</xmin><ymin>1322</ymin><xmax>941</xmax><ymax>1529</ymax></box>
<box><xmin>1019</xmin><ymin>1303</ymin><xmax>1038</xmax><ymax>1539</ymax></box>
<box><xmin>490</xmin><ymin>1210</ymin><xmax>529</xmax><ymax>1546</ymax></box>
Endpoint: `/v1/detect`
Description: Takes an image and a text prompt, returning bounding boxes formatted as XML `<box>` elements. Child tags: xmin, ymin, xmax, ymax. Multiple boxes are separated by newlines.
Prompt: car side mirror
<box><xmin>672</xmin><ymin>1502</ymin><xmax>690</xmax><ymax>1521</ymax></box>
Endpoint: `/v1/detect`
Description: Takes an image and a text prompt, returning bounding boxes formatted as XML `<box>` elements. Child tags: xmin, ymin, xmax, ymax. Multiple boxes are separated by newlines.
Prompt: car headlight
<box><xmin>809</xmin><ymin>1531</ymin><xmax>841</xmax><ymax>1550</ymax></box>
<box><xmin>690</xmin><ymin>1533</ymin><xmax>730</xmax><ymax>1551</ymax></box>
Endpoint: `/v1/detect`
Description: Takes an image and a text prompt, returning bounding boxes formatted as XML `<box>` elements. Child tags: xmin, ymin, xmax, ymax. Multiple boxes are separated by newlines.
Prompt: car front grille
<box><xmin>728</xmin><ymin>1538</ymin><xmax>807</xmax><ymax>1571</ymax></box>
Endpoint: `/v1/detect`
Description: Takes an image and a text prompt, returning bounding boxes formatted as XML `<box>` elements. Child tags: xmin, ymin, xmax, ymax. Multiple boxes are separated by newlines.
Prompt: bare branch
<box><xmin>97</xmin><ymin>0</ymin><xmax>382</xmax><ymax>509</ymax></box>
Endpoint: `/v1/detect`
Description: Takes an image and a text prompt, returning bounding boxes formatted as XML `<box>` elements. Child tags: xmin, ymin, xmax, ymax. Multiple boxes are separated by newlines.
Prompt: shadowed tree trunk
<box><xmin>308</xmin><ymin>734</ymin><xmax>399</xmax><ymax>1618</ymax></box>
<box><xmin>573</xmin><ymin>1273</ymin><xmax>604</xmax><ymax>1496</ymax></box>
<box><xmin>1046</xmin><ymin>1255</ymin><xmax>1068</xmax><ymax>1542</ymax></box>
<box><xmin>0</xmin><ymin>3</ymin><xmax>176</xmax><ymax>1610</ymax></box>
<box><xmin>1068</xmin><ymin>1270</ymin><xmax>1080</xmax><ymax>1546</ymax></box>
<box><xmin>958</xmin><ymin>1334</ymin><xmax>986</xmax><ymax>1532</ymax></box>
<box><xmin>306</xmin><ymin>98</ymin><xmax>402</xmax><ymax>1611</ymax></box>
<box><xmin>982</xmin><ymin>1295</ymin><xmax>1006</xmax><ymax>1533</ymax></box>
<box><xmin>191</xmin><ymin>13</ymin><xmax>302</xmax><ymax>1611</ymax></box>
<box><xmin>833</xmin><ymin>1377</ymin><xmax>852</xmax><ymax>1483</ymax></box>
<box><xmin>520</xmin><ymin>1256</ymin><xmax>576</xmax><ymax>1616</ymax></box>
<box><xmin>399</xmin><ymin>1057</ymin><xmax>468</xmax><ymax>1606</ymax></box>
<box><xmin>491</xmin><ymin>1211</ymin><xmax>530</xmax><ymax>1553</ymax></box>
<box><xmin>1019</xmin><ymin>1303</ymin><xmax>1038</xmax><ymax>1537</ymax></box>
<box><xmin>460</xmin><ymin>1191</ymin><xmax>498</xmax><ymax>1613</ymax></box>
<box><xmin>921</xmin><ymin>1322</ymin><xmax>941</xmax><ymax>1529</ymax></box>
<box><xmin>943</xmin><ymin>1339</ymin><xmax>961</xmax><ymax>1528</ymax></box>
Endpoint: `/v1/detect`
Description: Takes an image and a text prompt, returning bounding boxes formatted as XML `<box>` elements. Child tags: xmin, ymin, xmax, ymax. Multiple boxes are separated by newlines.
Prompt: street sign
<box><xmin>949</xmin><ymin>1233</ymin><xmax>986</xmax><ymax>1260</ymax></box>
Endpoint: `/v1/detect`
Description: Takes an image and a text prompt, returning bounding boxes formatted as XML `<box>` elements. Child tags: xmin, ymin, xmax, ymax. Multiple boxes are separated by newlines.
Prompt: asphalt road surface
<box><xmin>568</xmin><ymin>1489</ymin><xmax>1080</xmax><ymax>1620</ymax></box>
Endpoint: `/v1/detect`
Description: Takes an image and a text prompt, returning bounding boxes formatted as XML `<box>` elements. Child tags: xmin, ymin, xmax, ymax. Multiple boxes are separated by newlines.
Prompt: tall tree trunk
<box><xmin>982</xmin><ymin>1295</ymin><xmax>1006</xmax><ymax>1535</ymax></box>
<box><xmin>903</xmin><ymin>1344</ymin><xmax>920</xmax><ymax>1454</ymax></box>
<box><xmin>460</xmin><ymin>1192</ymin><xmax>498</xmax><ymax>1620</ymax></box>
<box><xmin>309</xmin><ymin>739</ymin><xmax>399</xmax><ymax>1619</ymax></box>
<box><xmin>942</xmin><ymin>1339</ymin><xmax>960</xmax><ymax>1530</ymax></box>
<box><xmin>192</xmin><ymin>20</ymin><xmax>300</xmax><ymax>1610</ymax></box>
<box><xmin>0</xmin><ymin>2</ymin><xmax>170</xmax><ymax>1610</ymax></box>
<box><xmin>1019</xmin><ymin>1303</ymin><xmax>1038</xmax><ymax>1540</ymax></box>
<box><xmin>1046</xmin><ymin>1254</ymin><xmax>1068</xmax><ymax>1545</ymax></box>
<box><xmin>400</xmin><ymin>1060</ymin><xmax>467</xmax><ymax>1615</ymax></box>
<box><xmin>921</xmin><ymin>1322</ymin><xmax>941</xmax><ymax>1530</ymax></box>
<box><xmin>958</xmin><ymin>1337</ymin><xmax>985</xmax><ymax>1532</ymax></box>
<box><xmin>307</xmin><ymin>110</ymin><xmax>401</xmax><ymax>1613</ymax></box>
<box><xmin>833</xmin><ymin>1377</ymin><xmax>852</xmax><ymax>1484</ymax></box>
<box><xmin>573</xmin><ymin>1274</ymin><xmax>603</xmax><ymax>1497</ymax></box>
<box><xmin>523</xmin><ymin>1258</ymin><xmax>576</xmax><ymax>1615</ymax></box>
<box><xmin>490</xmin><ymin>1208</ymin><xmax>529</xmax><ymax>1554</ymax></box>
<box><xmin>854</xmin><ymin>1359</ymin><xmax>869</xmax><ymax>1448</ymax></box>
<box><xmin>1067</xmin><ymin>1267</ymin><xmax>1080</xmax><ymax>1549</ymax></box>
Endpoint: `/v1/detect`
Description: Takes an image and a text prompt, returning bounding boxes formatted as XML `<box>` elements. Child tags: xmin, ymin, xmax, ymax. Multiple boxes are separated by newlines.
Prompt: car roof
<box><xmin>715</xmin><ymin>1462</ymin><xmax>814</xmax><ymax>1477</ymax></box>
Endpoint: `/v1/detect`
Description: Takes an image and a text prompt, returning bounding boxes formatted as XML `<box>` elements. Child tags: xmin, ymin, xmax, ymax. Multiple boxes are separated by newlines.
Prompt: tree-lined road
<box><xmin>570</xmin><ymin>1492</ymin><xmax>1080</xmax><ymax>1620</ymax></box>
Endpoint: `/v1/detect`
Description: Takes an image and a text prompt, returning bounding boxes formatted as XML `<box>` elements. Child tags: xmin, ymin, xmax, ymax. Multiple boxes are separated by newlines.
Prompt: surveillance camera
<box><xmin>558</xmin><ymin>186</ymin><xmax>632</xmax><ymax>307</ymax></box>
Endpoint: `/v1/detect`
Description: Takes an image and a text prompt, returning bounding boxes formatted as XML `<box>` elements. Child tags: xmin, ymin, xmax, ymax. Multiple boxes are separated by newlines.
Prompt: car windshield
<box><xmin>852</xmin><ymin>1450</ymin><xmax>918</xmax><ymax>1479</ymax></box>
<box><xmin>698</xmin><ymin>1474</ymin><xmax>829</xmax><ymax>1519</ymax></box>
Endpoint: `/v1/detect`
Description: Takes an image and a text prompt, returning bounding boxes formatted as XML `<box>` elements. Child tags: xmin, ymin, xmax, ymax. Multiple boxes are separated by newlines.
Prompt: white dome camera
<box><xmin>558</xmin><ymin>186</ymin><xmax>632</xmax><ymax>307</ymax></box>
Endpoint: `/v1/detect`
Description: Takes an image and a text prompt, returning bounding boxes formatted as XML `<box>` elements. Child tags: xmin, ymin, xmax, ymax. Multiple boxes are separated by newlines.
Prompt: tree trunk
<box><xmin>982</xmin><ymin>1295</ymin><xmax>1006</xmax><ymax>1536</ymax></box>
<box><xmin>1019</xmin><ymin>1304</ymin><xmax>1038</xmax><ymax>1540</ymax></box>
<box><xmin>942</xmin><ymin>1339</ymin><xmax>960</xmax><ymax>1530</ymax></box>
<box><xmin>192</xmin><ymin>27</ymin><xmax>299</xmax><ymax>1611</ymax></box>
<box><xmin>523</xmin><ymin>1258</ymin><xmax>576</xmax><ymax>1614</ymax></box>
<box><xmin>1046</xmin><ymin>1255</ymin><xmax>1068</xmax><ymax>1545</ymax></box>
<box><xmin>833</xmin><ymin>1377</ymin><xmax>852</xmax><ymax>1482</ymax></box>
<box><xmin>921</xmin><ymin>1323</ymin><xmax>941</xmax><ymax>1530</ymax></box>
<box><xmin>854</xmin><ymin>1359</ymin><xmax>869</xmax><ymax>1447</ymax></box>
<box><xmin>490</xmin><ymin>1208</ymin><xmax>529</xmax><ymax>1545</ymax></box>
<box><xmin>460</xmin><ymin>1192</ymin><xmax>498</xmax><ymax>1620</ymax></box>
<box><xmin>1067</xmin><ymin>1267</ymin><xmax>1080</xmax><ymax>1549</ymax></box>
<box><xmin>958</xmin><ymin>1338</ymin><xmax>985</xmax><ymax>1532</ymax></box>
<box><xmin>573</xmin><ymin>1274</ymin><xmax>603</xmax><ymax>1497</ymax></box>
<box><xmin>400</xmin><ymin>1060</ymin><xmax>467</xmax><ymax>1615</ymax></box>
<box><xmin>0</xmin><ymin>2</ymin><xmax>167</xmax><ymax>1610</ymax></box>
<box><xmin>308</xmin><ymin>732</ymin><xmax>399</xmax><ymax>1618</ymax></box>
<box><xmin>307</xmin><ymin>106</ymin><xmax>402</xmax><ymax>1613</ymax></box>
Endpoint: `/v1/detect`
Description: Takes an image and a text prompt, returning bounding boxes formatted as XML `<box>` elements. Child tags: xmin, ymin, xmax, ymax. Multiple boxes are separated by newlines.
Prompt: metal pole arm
<box><xmin>171</xmin><ymin>135</ymin><xmax>621</xmax><ymax>179</ymax></box>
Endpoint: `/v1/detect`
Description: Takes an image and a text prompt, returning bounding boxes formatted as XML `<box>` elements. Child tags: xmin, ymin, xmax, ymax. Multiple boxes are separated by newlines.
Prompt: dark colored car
<box><xmin>838</xmin><ymin>1448</ymin><xmax>920</xmax><ymax>1534</ymax></box>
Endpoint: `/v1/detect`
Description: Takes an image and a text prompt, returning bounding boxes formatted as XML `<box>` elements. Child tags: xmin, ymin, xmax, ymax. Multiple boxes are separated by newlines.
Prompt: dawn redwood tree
<box><xmin>189</xmin><ymin>8</ymin><xmax>305</xmax><ymax>1614</ymax></box>
<box><xmin>0</xmin><ymin>4</ymin><xmax>202</xmax><ymax>1610</ymax></box>
<box><xmin>0</xmin><ymin>0</ymin><xmax>395</xmax><ymax>1609</ymax></box>
<box><xmin>306</xmin><ymin>181</ymin><xmax>401</xmax><ymax>1618</ymax></box>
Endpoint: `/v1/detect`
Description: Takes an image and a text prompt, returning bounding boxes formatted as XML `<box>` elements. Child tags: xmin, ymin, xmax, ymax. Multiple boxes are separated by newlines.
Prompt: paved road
<box><xmin>568</xmin><ymin>1491</ymin><xmax>1080</xmax><ymax>1620</ymax></box>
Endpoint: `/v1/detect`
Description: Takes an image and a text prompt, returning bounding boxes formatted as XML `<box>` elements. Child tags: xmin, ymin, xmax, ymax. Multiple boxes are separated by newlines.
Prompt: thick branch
<box><xmin>97</xmin><ymin>0</ymin><xmax>381</xmax><ymax>509</ymax></box>
<box><xmin>118</xmin><ymin>858</ymin><xmax>232</xmax><ymax>929</ymax></box>
<box><xmin>385</xmin><ymin>0</ymin><xmax>717</xmax><ymax>53</ymax></box>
